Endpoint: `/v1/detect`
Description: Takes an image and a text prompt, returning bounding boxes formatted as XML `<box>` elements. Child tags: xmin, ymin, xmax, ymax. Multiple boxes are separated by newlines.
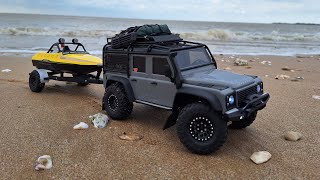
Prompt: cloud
<box><xmin>0</xmin><ymin>0</ymin><xmax>320</xmax><ymax>23</ymax></box>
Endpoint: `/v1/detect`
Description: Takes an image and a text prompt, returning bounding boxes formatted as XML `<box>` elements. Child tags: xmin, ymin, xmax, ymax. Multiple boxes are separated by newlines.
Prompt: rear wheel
<box><xmin>103</xmin><ymin>83</ymin><xmax>133</xmax><ymax>120</ymax></box>
<box><xmin>29</xmin><ymin>70</ymin><xmax>45</xmax><ymax>92</ymax></box>
<box><xmin>228</xmin><ymin>112</ymin><xmax>257</xmax><ymax>129</ymax></box>
<box><xmin>176</xmin><ymin>102</ymin><xmax>228</xmax><ymax>155</ymax></box>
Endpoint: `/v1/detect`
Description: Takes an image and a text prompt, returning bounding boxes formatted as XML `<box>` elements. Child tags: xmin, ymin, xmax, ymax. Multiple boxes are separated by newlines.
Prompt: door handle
<box><xmin>131</xmin><ymin>79</ymin><xmax>137</xmax><ymax>82</ymax></box>
<box><xmin>151</xmin><ymin>82</ymin><xmax>158</xmax><ymax>85</ymax></box>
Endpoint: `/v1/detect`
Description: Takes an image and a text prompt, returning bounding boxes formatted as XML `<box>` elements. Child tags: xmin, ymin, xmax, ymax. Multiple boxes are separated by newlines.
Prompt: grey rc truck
<box><xmin>102</xmin><ymin>25</ymin><xmax>270</xmax><ymax>154</ymax></box>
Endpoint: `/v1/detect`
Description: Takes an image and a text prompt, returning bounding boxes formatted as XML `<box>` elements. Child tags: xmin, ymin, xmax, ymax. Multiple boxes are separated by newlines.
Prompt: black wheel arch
<box><xmin>173</xmin><ymin>87</ymin><xmax>223</xmax><ymax>112</ymax></box>
<box><xmin>105</xmin><ymin>76</ymin><xmax>135</xmax><ymax>102</ymax></box>
<box><xmin>163</xmin><ymin>87</ymin><xmax>223</xmax><ymax>130</ymax></box>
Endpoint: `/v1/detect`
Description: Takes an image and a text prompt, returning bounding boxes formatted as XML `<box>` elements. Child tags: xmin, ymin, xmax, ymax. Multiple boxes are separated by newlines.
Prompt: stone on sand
<box><xmin>234</xmin><ymin>59</ymin><xmax>248</xmax><ymax>66</ymax></box>
<box><xmin>281</xmin><ymin>66</ymin><xmax>292</xmax><ymax>71</ymax></box>
<box><xmin>261</xmin><ymin>61</ymin><xmax>272</xmax><ymax>66</ymax></box>
<box><xmin>73</xmin><ymin>122</ymin><xmax>89</xmax><ymax>130</ymax></box>
<box><xmin>89</xmin><ymin>113</ymin><xmax>109</xmax><ymax>128</ymax></box>
<box><xmin>35</xmin><ymin>155</ymin><xmax>53</xmax><ymax>171</ymax></box>
<box><xmin>275</xmin><ymin>74</ymin><xmax>290</xmax><ymax>80</ymax></box>
<box><xmin>284</xmin><ymin>131</ymin><xmax>303</xmax><ymax>141</ymax></box>
<box><xmin>312</xmin><ymin>95</ymin><xmax>320</xmax><ymax>100</ymax></box>
<box><xmin>1</xmin><ymin>69</ymin><xmax>12</xmax><ymax>72</ymax></box>
<box><xmin>250</xmin><ymin>151</ymin><xmax>272</xmax><ymax>164</ymax></box>
<box><xmin>224</xmin><ymin>67</ymin><xmax>231</xmax><ymax>70</ymax></box>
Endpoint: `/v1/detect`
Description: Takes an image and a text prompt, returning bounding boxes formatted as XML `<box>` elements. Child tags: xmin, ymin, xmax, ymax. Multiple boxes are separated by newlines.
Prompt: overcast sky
<box><xmin>0</xmin><ymin>0</ymin><xmax>319</xmax><ymax>23</ymax></box>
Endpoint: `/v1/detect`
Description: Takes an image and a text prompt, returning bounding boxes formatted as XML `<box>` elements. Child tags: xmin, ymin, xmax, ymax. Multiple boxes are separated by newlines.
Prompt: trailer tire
<box><xmin>29</xmin><ymin>70</ymin><xmax>45</xmax><ymax>92</ymax></box>
<box><xmin>103</xmin><ymin>82</ymin><xmax>133</xmax><ymax>120</ymax></box>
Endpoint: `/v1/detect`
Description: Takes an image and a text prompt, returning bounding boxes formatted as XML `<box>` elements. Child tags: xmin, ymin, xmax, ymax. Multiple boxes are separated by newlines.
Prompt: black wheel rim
<box><xmin>108</xmin><ymin>94</ymin><xmax>119</xmax><ymax>111</ymax></box>
<box><xmin>189</xmin><ymin>116</ymin><xmax>214</xmax><ymax>142</ymax></box>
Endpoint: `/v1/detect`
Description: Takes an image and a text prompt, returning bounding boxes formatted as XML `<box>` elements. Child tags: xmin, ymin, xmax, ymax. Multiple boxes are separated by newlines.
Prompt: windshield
<box><xmin>174</xmin><ymin>47</ymin><xmax>213</xmax><ymax>71</ymax></box>
<box><xmin>61</xmin><ymin>44</ymin><xmax>88</xmax><ymax>54</ymax></box>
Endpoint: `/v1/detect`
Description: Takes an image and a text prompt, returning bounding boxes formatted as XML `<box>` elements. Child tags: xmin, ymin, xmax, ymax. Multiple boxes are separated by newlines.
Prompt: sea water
<box><xmin>1</xmin><ymin>13</ymin><xmax>320</xmax><ymax>57</ymax></box>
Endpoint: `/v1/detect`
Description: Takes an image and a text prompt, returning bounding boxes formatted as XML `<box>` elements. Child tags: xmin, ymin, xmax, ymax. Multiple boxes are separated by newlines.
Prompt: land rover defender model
<box><xmin>102</xmin><ymin>25</ymin><xmax>270</xmax><ymax>154</ymax></box>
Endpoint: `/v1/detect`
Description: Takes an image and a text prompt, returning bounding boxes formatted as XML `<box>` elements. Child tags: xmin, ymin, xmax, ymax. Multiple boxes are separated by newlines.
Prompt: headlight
<box><xmin>257</xmin><ymin>82</ymin><xmax>263</xmax><ymax>93</ymax></box>
<box><xmin>257</xmin><ymin>85</ymin><xmax>261</xmax><ymax>93</ymax></box>
<box><xmin>228</xmin><ymin>95</ymin><xmax>235</xmax><ymax>105</ymax></box>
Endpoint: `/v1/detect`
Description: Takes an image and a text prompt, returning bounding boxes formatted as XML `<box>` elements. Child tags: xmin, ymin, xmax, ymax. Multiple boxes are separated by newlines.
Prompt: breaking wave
<box><xmin>1</xmin><ymin>27</ymin><xmax>320</xmax><ymax>42</ymax></box>
<box><xmin>180</xmin><ymin>29</ymin><xmax>320</xmax><ymax>42</ymax></box>
<box><xmin>0</xmin><ymin>27</ymin><xmax>117</xmax><ymax>37</ymax></box>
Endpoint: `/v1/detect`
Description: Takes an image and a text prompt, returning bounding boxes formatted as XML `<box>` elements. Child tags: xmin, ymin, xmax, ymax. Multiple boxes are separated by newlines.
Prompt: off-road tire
<box><xmin>228</xmin><ymin>112</ymin><xmax>257</xmax><ymax>129</ymax></box>
<box><xmin>103</xmin><ymin>83</ymin><xmax>133</xmax><ymax>120</ymax></box>
<box><xmin>176</xmin><ymin>102</ymin><xmax>228</xmax><ymax>155</ymax></box>
<box><xmin>29</xmin><ymin>70</ymin><xmax>45</xmax><ymax>92</ymax></box>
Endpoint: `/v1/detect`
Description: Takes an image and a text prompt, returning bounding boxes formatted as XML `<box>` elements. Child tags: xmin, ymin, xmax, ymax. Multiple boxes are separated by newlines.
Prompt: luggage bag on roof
<box><xmin>111</xmin><ymin>24</ymin><xmax>172</xmax><ymax>49</ymax></box>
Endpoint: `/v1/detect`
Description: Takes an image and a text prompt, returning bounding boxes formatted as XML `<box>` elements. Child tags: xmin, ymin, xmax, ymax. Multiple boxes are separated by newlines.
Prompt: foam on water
<box><xmin>1</xmin><ymin>13</ymin><xmax>320</xmax><ymax>56</ymax></box>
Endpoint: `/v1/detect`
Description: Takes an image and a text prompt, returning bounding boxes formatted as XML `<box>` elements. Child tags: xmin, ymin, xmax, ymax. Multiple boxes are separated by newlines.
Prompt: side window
<box><xmin>153</xmin><ymin>57</ymin><xmax>169</xmax><ymax>75</ymax></box>
<box><xmin>132</xmin><ymin>56</ymin><xmax>146</xmax><ymax>73</ymax></box>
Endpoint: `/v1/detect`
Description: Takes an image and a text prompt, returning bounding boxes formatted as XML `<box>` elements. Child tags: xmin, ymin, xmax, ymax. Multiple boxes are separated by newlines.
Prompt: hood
<box><xmin>184</xmin><ymin>69</ymin><xmax>255</xmax><ymax>89</ymax></box>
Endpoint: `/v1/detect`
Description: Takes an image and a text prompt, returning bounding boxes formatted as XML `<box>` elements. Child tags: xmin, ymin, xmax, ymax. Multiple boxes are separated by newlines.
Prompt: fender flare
<box><xmin>174</xmin><ymin>87</ymin><xmax>223</xmax><ymax>112</ymax></box>
<box><xmin>35</xmin><ymin>69</ymin><xmax>49</xmax><ymax>83</ymax></box>
<box><xmin>105</xmin><ymin>76</ymin><xmax>135</xmax><ymax>102</ymax></box>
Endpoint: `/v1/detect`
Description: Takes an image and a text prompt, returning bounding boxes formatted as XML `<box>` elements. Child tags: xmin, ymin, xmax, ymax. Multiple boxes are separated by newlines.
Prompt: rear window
<box><xmin>133</xmin><ymin>56</ymin><xmax>146</xmax><ymax>73</ymax></box>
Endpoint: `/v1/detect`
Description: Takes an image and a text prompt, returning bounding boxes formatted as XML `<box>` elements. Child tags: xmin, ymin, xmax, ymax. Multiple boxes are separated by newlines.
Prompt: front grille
<box><xmin>237</xmin><ymin>85</ymin><xmax>257</xmax><ymax>107</ymax></box>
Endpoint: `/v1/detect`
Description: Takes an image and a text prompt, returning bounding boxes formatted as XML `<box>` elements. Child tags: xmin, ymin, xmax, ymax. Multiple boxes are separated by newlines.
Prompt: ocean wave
<box><xmin>1</xmin><ymin>27</ymin><xmax>320</xmax><ymax>43</ymax></box>
<box><xmin>180</xmin><ymin>29</ymin><xmax>320</xmax><ymax>42</ymax></box>
<box><xmin>0</xmin><ymin>27</ymin><xmax>117</xmax><ymax>37</ymax></box>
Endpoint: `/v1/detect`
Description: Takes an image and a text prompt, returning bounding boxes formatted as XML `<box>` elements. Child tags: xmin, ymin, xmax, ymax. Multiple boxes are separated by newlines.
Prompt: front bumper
<box><xmin>224</xmin><ymin>93</ymin><xmax>270</xmax><ymax>121</ymax></box>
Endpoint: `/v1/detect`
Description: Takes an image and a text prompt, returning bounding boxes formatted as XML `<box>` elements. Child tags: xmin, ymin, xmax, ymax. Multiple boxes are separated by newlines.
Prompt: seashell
<box><xmin>35</xmin><ymin>155</ymin><xmax>52</xmax><ymax>170</ymax></box>
<box><xmin>73</xmin><ymin>122</ymin><xmax>89</xmax><ymax>130</ymax></box>
<box><xmin>119</xmin><ymin>132</ymin><xmax>143</xmax><ymax>141</ymax></box>
<box><xmin>89</xmin><ymin>113</ymin><xmax>109</xmax><ymax>128</ymax></box>
<box><xmin>1</xmin><ymin>69</ymin><xmax>12</xmax><ymax>72</ymax></box>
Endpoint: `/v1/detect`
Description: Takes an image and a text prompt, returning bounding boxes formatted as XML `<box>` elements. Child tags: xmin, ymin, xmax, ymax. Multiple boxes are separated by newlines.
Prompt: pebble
<box><xmin>284</xmin><ymin>131</ymin><xmax>303</xmax><ymax>141</ymax></box>
<box><xmin>261</xmin><ymin>61</ymin><xmax>272</xmax><ymax>66</ymax></box>
<box><xmin>234</xmin><ymin>59</ymin><xmax>248</xmax><ymax>66</ymax></box>
<box><xmin>35</xmin><ymin>155</ymin><xmax>53</xmax><ymax>171</ymax></box>
<box><xmin>1</xmin><ymin>69</ymin><xmax>12</xmax><ymax>72</ymax></box>
<box><xmin>119</xmin><ymin>132</ymin><xmax>143</xmax><ymax>141</ymax></box>
<box><xmin>89</xmin><ymin>113</ymin><xmax>109</xmax><ymax>128</ymax></box>
<box><xmin>275</xmin><ymin>74</ymin><xmax>290</xmax><ymax>80</ymax></box>
<box><xmin>250</xmin><ymin>151</ymin><xmax>272</xmax><ymax>164</ymax></box>
<box><xmin>73</xmin><ymin>122</ymin><xmax>89</xmax><ymax>130</ymax></box>
<box><xmin>281</xmin><ymin>66</ymin><xmax>292</xmax><ymax>71</ymax></box>
<box><xmin>312</xmin><ymin>95</ymin><xmax>320</xmax><ymax>100</ymax></box>
<box><xmin>224</xmin><ymin>67</ymin><xmax>231</xmax><ymax>70</ymax></box>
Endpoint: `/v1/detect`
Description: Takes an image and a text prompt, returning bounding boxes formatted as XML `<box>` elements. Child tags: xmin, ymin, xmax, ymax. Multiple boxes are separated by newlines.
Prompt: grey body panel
<box><xmin>182</xmin><ymin>66</ymin><xmax>255</xmax><ymax>89</ymax></box>
<box><xmin>130</xmin><ymin>55</ymin><xmax>176</xmax><ymax>107</ymax></box>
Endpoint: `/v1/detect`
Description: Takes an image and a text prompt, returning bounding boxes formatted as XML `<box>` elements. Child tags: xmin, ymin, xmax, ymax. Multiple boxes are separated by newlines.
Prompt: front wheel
<box><xmin>29</xmin><ymin>70</ymin><xmax>45</xmax><ymax>92</ymax></box>
<box><xmin>103</xmin><ymin>83</ymin><xmax>133</xmax><ymax>120</ymax></box>
<box><xmin>176</xmin><ymin>102</ymin><xmax>228</xmax><ymax>155</ymax></box>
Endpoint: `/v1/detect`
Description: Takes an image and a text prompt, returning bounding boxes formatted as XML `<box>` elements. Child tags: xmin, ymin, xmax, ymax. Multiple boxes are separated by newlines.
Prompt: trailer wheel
<box><xmin>29</xmin><ymin>70</ymin><xmax>45</xmax><ymax>92</ymax></box>
<box><xmin>103</xmin><ymin>83</ymin><xmax>133</xmax><ymax>120</ymax></box>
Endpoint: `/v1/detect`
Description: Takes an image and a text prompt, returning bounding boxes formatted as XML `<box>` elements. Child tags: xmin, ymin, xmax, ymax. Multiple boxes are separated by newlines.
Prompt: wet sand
<box><xmin>0</xmin><ymin>55</ymin><xmax>319</xmax><ymax>179</ymax></box>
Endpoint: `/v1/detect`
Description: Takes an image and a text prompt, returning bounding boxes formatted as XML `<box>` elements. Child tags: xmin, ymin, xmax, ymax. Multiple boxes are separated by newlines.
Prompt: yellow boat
<box><xmin>32</xmin><ymin>38</ymin><xmax>102</xmax><ymax>74</ymax></box>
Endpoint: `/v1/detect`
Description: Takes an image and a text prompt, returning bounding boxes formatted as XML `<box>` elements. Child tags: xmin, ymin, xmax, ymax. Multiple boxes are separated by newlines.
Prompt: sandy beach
<box><xmin>0</xmin><ymin>54</ymin><xmax>319</xmax><ymax>179</ymax></box>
